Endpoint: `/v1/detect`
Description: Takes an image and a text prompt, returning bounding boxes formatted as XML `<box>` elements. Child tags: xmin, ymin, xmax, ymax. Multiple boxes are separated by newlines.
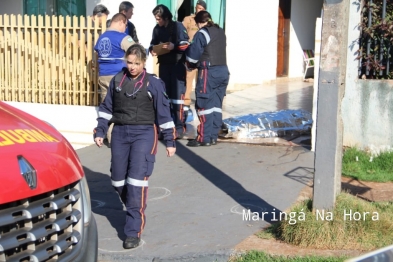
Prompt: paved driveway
<box><xmin>78</xmin><ymin>138</ymin><xmax>314</xmax><ymax>262</ymax></box>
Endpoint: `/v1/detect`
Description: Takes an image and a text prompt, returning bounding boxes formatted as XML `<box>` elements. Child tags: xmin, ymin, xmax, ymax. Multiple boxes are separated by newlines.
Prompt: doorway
<box><xmin>177</xmin><ymin>0</ymin><xmax>192</xmax><ymax>22</ymax></box>
<box><xmin>276</xmin><ymin>0</ymin><xmax>291</xmax><ymax>77</ymax></box>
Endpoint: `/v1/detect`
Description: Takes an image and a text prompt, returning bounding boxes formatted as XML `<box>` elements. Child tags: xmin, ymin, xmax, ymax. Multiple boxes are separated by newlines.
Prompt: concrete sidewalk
<box><xmin>184</xmin><ymin>80</ymin><xmax>314</xmax><ymax>147</ymax></box>
<box><xmin>78</xmin><ymin>80</ymin><xmax>315</xmax><ymax>262</ymax></box>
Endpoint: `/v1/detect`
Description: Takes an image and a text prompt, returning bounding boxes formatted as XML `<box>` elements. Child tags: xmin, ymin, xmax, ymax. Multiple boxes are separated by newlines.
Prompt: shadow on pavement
<box><xmin>83</xmin><ymin>166</ymin><xmax>127</xmax><ymax>241</ymax></box>
<box><xmin>172</xmin><ymin>141</ymin><xmax>283</xmax><ymax>221</ymax></box>
<box><xmin>283</xmin><ymin>167</ymin><xmax>314</xmax><ymax>186</ymax></box>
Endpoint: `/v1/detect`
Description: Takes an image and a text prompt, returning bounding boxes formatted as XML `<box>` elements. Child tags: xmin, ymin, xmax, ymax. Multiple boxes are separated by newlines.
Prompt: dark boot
<box><xmin>187</xmin><ymin>139</ymin><xmax>211</xmax><ymax>147</ymax></box>
<box><xmin>221</xmin><ymin>123</ymin><xmax>228</xmax><ymax>132</ymax></box>
<box><xmin>123</xmin><ymin>237</ymin><xmax>140</xmax><ymax>249</ymax></box>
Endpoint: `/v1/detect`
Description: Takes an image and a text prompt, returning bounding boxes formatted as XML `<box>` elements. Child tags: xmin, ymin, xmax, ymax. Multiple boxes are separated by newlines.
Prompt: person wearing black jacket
<box><xmin>185</xmin><ymin>11</ymin><xmax>230</xmax><ymax>147</ymax></box>
<box><xmin>149</xmin><ymin>4</ymin><xmax>189</xmax><ymax>139</ymax></box>
<box><xmin>106</xmin><ymin>1</ymin><xmax>139</xmax><ymax>43</ymax></box>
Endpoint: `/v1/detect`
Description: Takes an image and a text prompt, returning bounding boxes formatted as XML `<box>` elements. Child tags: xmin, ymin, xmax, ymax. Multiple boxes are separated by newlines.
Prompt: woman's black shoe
<box><xmin>186</xmin><ymin>139</ymin><xmax>211</xmax><ymax>147</ymax></box>
<box><xmin>221</xmin><ymin>123</ymin><xmax>228</xmax><ymax>132</ymax></box>
<box><xmin>123</xmin><ymin>237</ymin><xmax>140</xmax><ymax>249</ymax></box>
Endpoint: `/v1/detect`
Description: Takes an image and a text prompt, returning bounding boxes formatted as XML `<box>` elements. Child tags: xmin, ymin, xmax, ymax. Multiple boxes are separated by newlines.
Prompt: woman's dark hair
<box><xmin>194</xmin><ymin>11</ymin><xmax>219</xmax><ymax>28</ymax></box>
<box><xmin>152</xmin><ymin>4</ymin><xmax>173</xmax><ymax>21</ymax></box>
<box><xmin>125</xmin><ymin>44</ymin><xmax>147</xmax><ymax>63</ymax></box>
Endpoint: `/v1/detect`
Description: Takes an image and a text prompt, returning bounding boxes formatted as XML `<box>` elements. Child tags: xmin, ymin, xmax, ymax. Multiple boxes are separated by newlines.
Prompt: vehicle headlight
<box><xmin>78</xmin><ymin>176</ymin><xmax>92</xmax><ymax>225</ymax></box>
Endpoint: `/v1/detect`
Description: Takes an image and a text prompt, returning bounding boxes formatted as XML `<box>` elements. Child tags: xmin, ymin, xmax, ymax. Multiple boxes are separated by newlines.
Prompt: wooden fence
<box><xmin>0</xmin><ymin>14</ymin><xmax>105</xmax><ymax>106</ymax></box>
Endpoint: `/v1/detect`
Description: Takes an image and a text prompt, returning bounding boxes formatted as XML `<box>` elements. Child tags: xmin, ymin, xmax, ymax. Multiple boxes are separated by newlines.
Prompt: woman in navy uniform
<box><xmin>149</xmin><ymin>4</ymin><xmax>189</xmax><ymax>138</ymax></box>
<box><xmin>94</xmin><ymin>44</ymin><xmax>176</xmax><ymax>249</ymax></box>
<box><xmin>185</xmin><ymin>11</ymin><xmax>230</xmax><ymax>147</ymax></box>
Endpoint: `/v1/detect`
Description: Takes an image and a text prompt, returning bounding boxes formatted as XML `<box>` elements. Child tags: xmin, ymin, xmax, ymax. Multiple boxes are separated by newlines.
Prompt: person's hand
<box><xmin>95</xmin><ymin>137</ymin><xmax>104</xmax><ymax>147</ymax></box>
<box><xmin>163</xmin><ymin>42</ymin><xmax>174</xmax><ymax>51</ymax></box>
<box><xmin>150</xmin><ymin>50</ymin><xmax>157</xmax><ymax>56</ymax></box>
<box><xmin>185</xmin><ymin>61</ymin><xmax>195</xmax><ymax>71</ymax></box>
<box><xmin>166</xmin><ymin>147</ymin><xmax>176</xmax><ymax>157</ymax></box>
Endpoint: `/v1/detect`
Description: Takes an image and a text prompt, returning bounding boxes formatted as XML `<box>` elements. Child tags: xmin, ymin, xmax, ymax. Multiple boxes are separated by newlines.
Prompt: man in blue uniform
<box><xmin>94</xmin><ymin>44</ymin><xmax>176</xmax><ymax>249</ymax></box>
<box><xmin>185</xmin><ymin>11</ymin><xmax>230</xmax><ymax>147</ymax></box>
<box><xmin>149</xmin><ymin>4</ymin><xmax>189</xmax><ymax>139</ymax></box>
<box><xmin>95</xmin><ymin>13</ymin><xmax>136</xmax><ymax>103</ymax></box>
<box><xmin>95</xmin><ymin>13</ymin><xmax>136</xmax><ymax>146</ymax></box>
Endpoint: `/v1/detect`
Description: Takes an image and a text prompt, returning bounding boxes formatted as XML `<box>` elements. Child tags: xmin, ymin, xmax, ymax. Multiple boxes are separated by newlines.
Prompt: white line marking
<box><xmin>230</xmin><ymin>203</ymin><xmax>266</xmax><ymax>215</ymax></box>
<box><xmin>91</xmin><ymin>199</ymin><xmax>106</xmax><ymax>208</ymax></box>
<box><xmin>148</xmin><ymin>187</ymin><xmax>171</xmax><ymax>201</ymax></box>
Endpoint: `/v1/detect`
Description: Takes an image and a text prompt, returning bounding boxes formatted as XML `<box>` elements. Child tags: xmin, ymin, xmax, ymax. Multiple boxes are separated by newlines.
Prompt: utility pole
<box><xmin>313</xmin><ymin>0</ymin><xmax>350</xmax><ymax>210</ymax></box>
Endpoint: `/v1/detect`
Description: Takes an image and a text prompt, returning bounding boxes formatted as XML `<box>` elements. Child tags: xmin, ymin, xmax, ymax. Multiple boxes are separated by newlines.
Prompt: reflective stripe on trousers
<box><xmin>195</xmin><ymin>65</ymin><xmax>229</xmax><ymax>143</ymax></box>
<box><xmin>110</xmin><ymin>124</ymin><xmax>157</xmax><ymax>237</ymax></box>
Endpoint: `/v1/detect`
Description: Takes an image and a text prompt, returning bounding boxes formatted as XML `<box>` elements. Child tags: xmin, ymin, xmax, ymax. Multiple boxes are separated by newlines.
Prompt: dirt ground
<box><xmin>233</xmin><ymin>177</ymin><xmax>393</xmax><ymax>258</ymax></box>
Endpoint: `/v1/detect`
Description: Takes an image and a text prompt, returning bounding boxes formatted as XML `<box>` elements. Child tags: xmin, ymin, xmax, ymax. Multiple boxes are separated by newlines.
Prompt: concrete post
<box><xmin>313</xmin><ymin>0</ymin><xmax>350</xmax><ymax>210</ymax></box>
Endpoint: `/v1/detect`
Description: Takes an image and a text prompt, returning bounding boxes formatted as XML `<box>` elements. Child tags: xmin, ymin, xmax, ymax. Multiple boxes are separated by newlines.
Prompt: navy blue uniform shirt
<box><xmin>149</xmin><ymin>21</ymin><xmax>189</xmax><ymax>63</ymax></box>
<box><xmin>185</xmin><ymin>28</ymin><xmax>209</xmax><ymax>66</ymax></box>
<box><xmin>95</xmin><ymin>71</ymin><xmax>176</xmax><ymax>148</ymax></box>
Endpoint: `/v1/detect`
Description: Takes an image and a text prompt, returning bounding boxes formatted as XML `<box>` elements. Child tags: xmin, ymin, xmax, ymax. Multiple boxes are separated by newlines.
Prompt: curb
<box><xmin>216</xmin><ymin>135</ymin><xmax>311</xmax><ymax>148</ymax></box>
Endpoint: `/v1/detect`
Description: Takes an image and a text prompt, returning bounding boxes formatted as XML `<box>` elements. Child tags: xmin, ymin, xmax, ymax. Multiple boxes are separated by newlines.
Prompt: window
<box><xmin>156</xmin><ymin>0</ymin><xmax>226</xmax><ymax>29</ymax></box>
<box><xmin>57</xmin><ymin>0</ymin><xmax>86</xmax><ymax>17</ymax></box>
<box><xmin>24</xmin><ymin>0</ymin><xmax>56</xmax><ymax>16</ymax></box>
<box><xmin>24</xmin><ymin>0</ymin><xmax>86</xmax><ymax>17</ymax></box>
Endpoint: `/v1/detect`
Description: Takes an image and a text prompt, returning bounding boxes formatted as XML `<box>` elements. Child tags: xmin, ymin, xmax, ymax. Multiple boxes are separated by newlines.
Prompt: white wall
<box><xmin>91</xmin><ymin>0</ymin><xmax>282</xmax><ymax>89</ymax></box>
<box><xmin>341</xmin><ymin>1</ymin><xmax>393</xmax><ymax>154</ymax></box>
<box><xmin>226</xmin><ymin>0</ymin><xmax>279</xmax><ymax>89</ymax></box>
<box><xmin>0</xmin><ymin>0</ymin><xmax>23</xmax><ymax>15</ymax></box>
<box><xmin>289</xmin><ymin>0</ymin><xmax>323</xmax><ymax>78</ymax></box>
<box><xmin>0</xmin><ymin>0</ymin><xmax>323</xmax><ymax>90</ymax></box>
<box><xmin>311</xmin><ymin>18</ymin><xmax>322</xmax><ymax>151</ymax></box>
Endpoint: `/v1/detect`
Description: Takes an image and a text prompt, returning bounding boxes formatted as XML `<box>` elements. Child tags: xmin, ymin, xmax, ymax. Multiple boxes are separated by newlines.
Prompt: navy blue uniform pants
<box><xmin>110</xmin><ymin>124</ymin><xmax>157</xmax><ymax>238</ymax></box>
<box><xmin>195</xmin><ymin>65</ymin><xmax>229</xmax><ymax>143</ymax></box>
<box><xmin>159</xmin><ymin>62</ymin><xmax>186</xmax><ymax>136</ymax></box>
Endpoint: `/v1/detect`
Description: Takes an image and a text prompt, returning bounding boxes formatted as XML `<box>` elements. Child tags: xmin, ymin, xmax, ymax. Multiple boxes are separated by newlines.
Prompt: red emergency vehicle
<box><xmin>0</xmin><ymin>101</ymin><xmax>98</xmax><ymax>261</ymax></box>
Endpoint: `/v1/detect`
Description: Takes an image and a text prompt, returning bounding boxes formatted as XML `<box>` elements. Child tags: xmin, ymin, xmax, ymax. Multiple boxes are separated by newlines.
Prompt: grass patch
<box><xmin>342</xmin><ymin>147</ymin><xmax>393</xmax><ymax>182</ymax></box>
<box><xmin>257</xmin><ymin>193</ymin><xmax>393</xmax><ymax>251</ymax></box>
<box><xmin>232</xmin><ymin>251</ymin><xmax>348</xmax><ymax>262</ymax></box>
<box><xmin>255</xmin><ymin>223</ymin><xmax>280</xmax><ymax>240</ymax></box>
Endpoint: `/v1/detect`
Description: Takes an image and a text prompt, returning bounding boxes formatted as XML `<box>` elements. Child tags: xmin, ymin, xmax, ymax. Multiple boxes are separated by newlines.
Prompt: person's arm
<box><xmin>175</xmin><ymin>22</ymin><xmax>190</xmax><ymax>52</ymax></box>
<box><xmin>129</xmin><ymin>22</ymin><xmax>139</xmax><ymax>43</ymax></box>
<box><xmin>149</xmin><ymin>26</ymin><xmax>160</xmax><ymax>56</ymax></box>
<box><xmin>94</xmin><ymin>77</ymin><xmax>114</xmax><ymax>146</ymax></box>
<box><xmin>148</xmin><ymin>75</ymin><xmax>176</xmax><ymax>156</ymax></box>
<box><xmin>162</xmin><ymin>22</ymin><xmax>190</xmax><ymax>52</ymax></box>
<box><xmin>182</xmin><ymin>16</ymin><xmax>190</xmax><ymax>32</ymax></box>
<box><xmin>185</xmin><ymin>28</ymin><xmax>209</xmax><ymax>69</ymax></box>
<box><xmin>120</xmin><ymin>35</ymin><xmax>136</xmax><ymax>51</ymax></box>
